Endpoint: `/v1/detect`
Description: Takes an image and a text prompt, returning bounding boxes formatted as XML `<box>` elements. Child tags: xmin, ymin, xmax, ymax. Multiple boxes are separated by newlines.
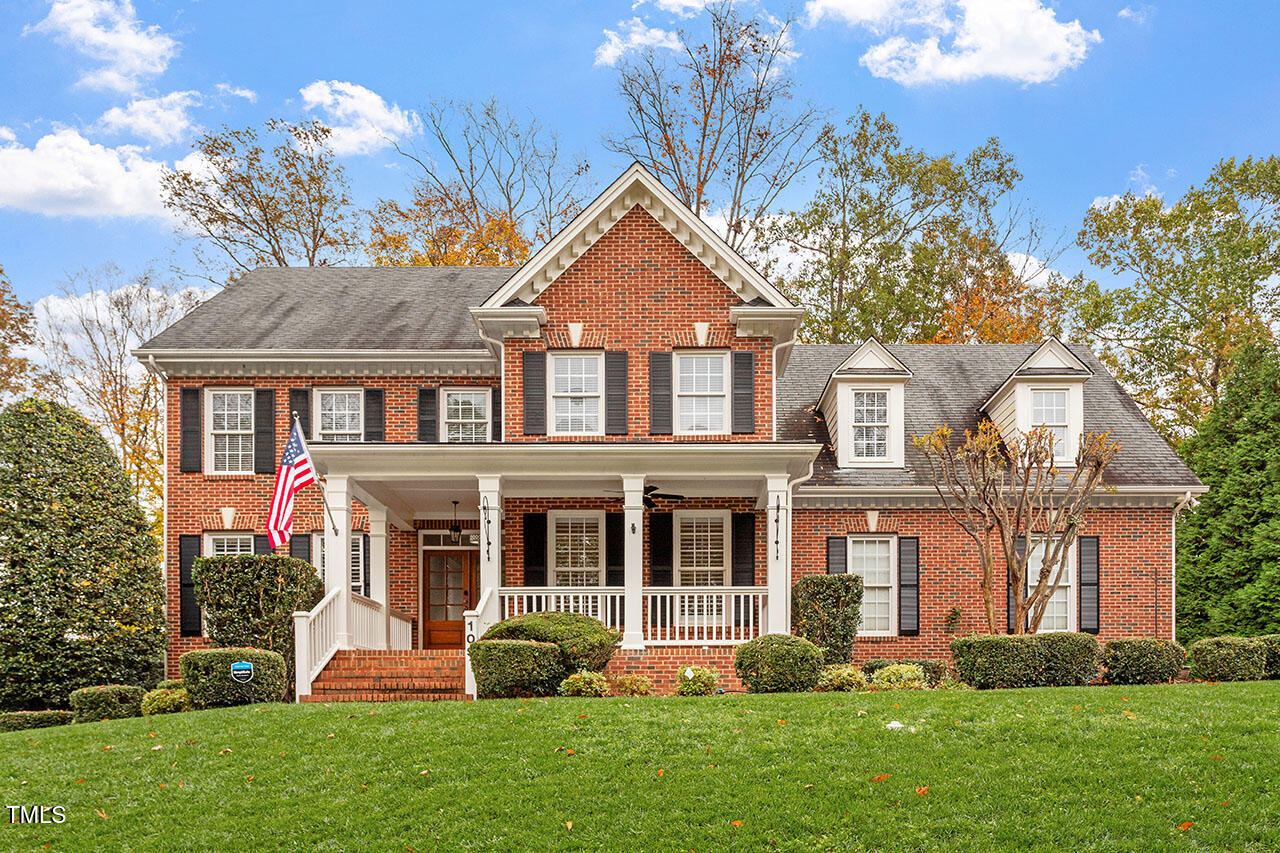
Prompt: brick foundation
<box><xmin>605</xmin><ymin>647</ymin><xmax>743</xmax><ymax>694</ymax></box>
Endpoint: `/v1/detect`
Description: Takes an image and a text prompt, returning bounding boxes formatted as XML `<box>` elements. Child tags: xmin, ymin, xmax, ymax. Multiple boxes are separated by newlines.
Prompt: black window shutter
<box><xmin>289</xmin><ymin>533</ymin><xmax>312</xmax><ymax>564</ymax></box>
<box><xmin>289</xmin><ymin>388</ymin><xmax>311</xmax><ymax>439</ymax></box>
<box><xmin>178</xmin><ymin>534</ymin><xmax>202</xmax><ymax>636</ymax></box>
<box><xmin>649</xmin><ymin>352</ymin><xmax>672</xmax><ymax>435</ymax></box>
<box><xmin>253</xmin><ymin>389</ymin><xmax>276</xmax><ymax>474</ymax></box>
<box><xmin>649</xmin><ymin>512</ymin><xmax>674</xmax><ymax>585</ymax></box>
<box><xmin>1010</xmin><ymin>536</ymin><xmax>1026</xmax><ymax>633</ymax></box>
<box><xmin>731</xmin><ymin>351</ymin><xmax>755</xmax><ymax>434</ymax></box>
<box><xmin>731</xmin><ymin>513</ymin><xmax>755</xmax><ymax>586</ymax></box>
<box><xmin>491</xmin><ymin>387</ymin><xmax>502</xmax><ymax>441</ymax></box>
<box><xmin>417</xmin><ymin>387</ymin><xmax>438</xmax><ymax>442</ymax></box>
<box><xmin>826</xmin><ymin>536</ymin><xmax>847</xmax><ymax>574</ymax></box>
<box><xmin>898</xmin><ymin>537</ymin><xmax>920</xmax><ymax>636</ymax></box>
<box><xmin>253</xmin><ymin>534</ymin><xmax>272</xmax><ymax>555</ymax></box>
<box><xmin>363</xmin><ymin>389</ymin><xmax>385</xmax><ymax>442</ymax></box>
<box><xmin>523</xmin><ymin>513</ymin><xmax>548</xmax><ymax>586</ymax></box>
<box><xmin>523</xmin><ymin>351</ymin><xmax>547</xmax><ymax>436</ymax></box>
<box><xmin>1078</xmin><ymin>536</ymin><xmax>1100</xmax><ymax>634</ymax></box>
<box><xmin>179</xmin><ymin>388</ymin><xmax>201</xmax><ymax>473</ymax></box>
<box><xmin>362</xmin><ymin>534</ymin><xmax>371</xmax><ymax>597</ymax></box>
<box><xmin>604</xmin><ymin>351</ymin><xmax>629</xmax><ymax>435</ymax></box>
<box><xmin>605</xmin><ymin>513</ymin><xmax>625</xmax><ymax>586</ymax></box>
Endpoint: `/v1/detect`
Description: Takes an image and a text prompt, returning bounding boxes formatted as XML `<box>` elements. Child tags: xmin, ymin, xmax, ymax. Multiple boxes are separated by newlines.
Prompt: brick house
<box><xmin>136</xmin><ymin>164</ymin><xmax>1204</xmax><ymax>698</ymax></box>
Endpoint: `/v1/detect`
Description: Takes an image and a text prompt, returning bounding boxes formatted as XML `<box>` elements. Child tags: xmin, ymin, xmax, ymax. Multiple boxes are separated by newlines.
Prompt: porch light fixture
<box><xmin>449</xmin><ymin>500</ymin><xmax>462</xmax><ymax>545</ymax></box>
<box><xmin>773</xmin><ymin>495</ymin><xmax>783</xmax><ymax>561</ymax></box>
<box><xmin>481</xmin><ymin>495</ymin><xmax>493</xmax><ymax>561</ymax></box>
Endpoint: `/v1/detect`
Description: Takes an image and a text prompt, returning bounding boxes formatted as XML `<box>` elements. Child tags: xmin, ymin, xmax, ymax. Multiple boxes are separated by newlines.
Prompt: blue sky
<box><xmin>1</xmin><ymin>0</ymin><xmax>1277</xmax><ymax>303</ymax></box>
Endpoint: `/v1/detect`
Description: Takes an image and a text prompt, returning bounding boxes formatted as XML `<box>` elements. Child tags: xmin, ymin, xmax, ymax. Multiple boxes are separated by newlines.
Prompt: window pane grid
<box><xmin>550</xmin><ymin>356</ymin><xmax>601</xmax><ymax>434</ymax></box>
<box><xmin>319</xmin><ymin>390</ymin><xmax>362</xmax><ymax>441</ymax></box>
<box><xmin>553</xmin><ymin>516</ymin><xmax>601</xmax><ymax>587</ymax></box>
<box><xmin>848</xmin><ymin>539</ymin><xmax>892</xmax><ymax>633</ymax></box>
<box><xmin>210</xmin><ymin>391</ymin><xmax>253</xmax><ymax>473</ymax></box>
<box><xmin>210</xmin><ymin>535</ymin><xmax>252</xmax><ymax>556</ymax></box>
<box><xmin>444</xmin><ymin>390</ymin><xmax>489</xmax><ymax>443</ymax></box>
<box><xmin>677</xmin><ymin>516</ymin><xmax>726</xmax><ymax>586</ymax></box>
<box><xmin>850</xmin><ymin>391</ymin><xmax>889</xmax><ymax>459</ymax></box>
<box><xmin>1032</xmin><ymin>390</ymin><xmax>1069</xmax><ymax>457</ymax></box>
<box><xmin>1027</xmin><ymin>539</ymin><xmax>1072</xmax><ymax>632</ymax></box>
<box><xmin>675</xmin><ymin>355</ymin><xmax>727</xmax><ymax>433</ymax></box>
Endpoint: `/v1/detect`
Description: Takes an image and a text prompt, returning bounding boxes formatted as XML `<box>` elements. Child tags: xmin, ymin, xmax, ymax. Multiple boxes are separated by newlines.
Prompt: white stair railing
<box><xmin>293</xmin><ymin>587</ymin><xmax>342</xmax><ymax>700</ymax></box>
<box><xmin>351</xmin><ymin>593</ymin><xmax>385</xmax><ymax>649</ymax></box>
<box><xmin>388</xmin><ymin>606</ymin><xmax>414</xmax><ymax>650</ymax></box>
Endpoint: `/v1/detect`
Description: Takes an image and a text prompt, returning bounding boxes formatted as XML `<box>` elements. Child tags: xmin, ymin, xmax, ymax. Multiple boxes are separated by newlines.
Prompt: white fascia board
<box><xmin>135</xmin><ymin>349</ymin><xmax>498</xmax><ymax>378</ymax></box>
<box><xmin>794</xmin><ymin>483</ymin><xmax>1209</xmax><ymax>508</ymax></box>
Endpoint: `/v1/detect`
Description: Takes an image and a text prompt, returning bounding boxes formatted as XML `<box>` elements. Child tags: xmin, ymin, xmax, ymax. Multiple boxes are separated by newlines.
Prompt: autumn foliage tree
<box><xmin>368</xmin><ymin>186</ymin><xmax>530</xmax><ymax>266</ymax></box>
<box><xmin>927</xmin><ymin>234</ymin><xmax>1054</xmax><ymax>344</ymax></box>
<box><xmin>914</xmin><ymin>422</ymin><xmax>1120</xmax><ymax>634</ymax></box>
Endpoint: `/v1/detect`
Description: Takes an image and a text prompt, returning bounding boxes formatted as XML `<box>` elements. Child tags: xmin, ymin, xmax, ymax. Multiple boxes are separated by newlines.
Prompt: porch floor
<box><xmin>301</xmin><ymin>650</ymin><xmax>468</xmax><ymax>703</ymax></box>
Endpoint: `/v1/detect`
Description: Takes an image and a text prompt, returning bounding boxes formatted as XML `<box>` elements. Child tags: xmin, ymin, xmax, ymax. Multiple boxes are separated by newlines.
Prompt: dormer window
<box><xmin>1031</xmin><ymin>389</ymin><xmax>1069</xmax><ymax>458</ymax></box>
<box><xmin>851</xmin><ymin>390</ymin><xmax>889</xmax><ymax>460</ymax></box>
<box><xmin>982</xmin><ymin>339</ymin><xmax>1092</xmax><ymax>466</ymax></box>
<box><xmin>818</xmin><ymin>338</ymin><xmax>911</xmax><ymax>469</ymax></box>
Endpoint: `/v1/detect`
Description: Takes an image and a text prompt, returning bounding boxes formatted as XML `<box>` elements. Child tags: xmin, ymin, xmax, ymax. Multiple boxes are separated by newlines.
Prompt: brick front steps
<box><xmin>301</xmin><ymin>649</ymin><xmax>468</xmax><ymax>703</ymax></box>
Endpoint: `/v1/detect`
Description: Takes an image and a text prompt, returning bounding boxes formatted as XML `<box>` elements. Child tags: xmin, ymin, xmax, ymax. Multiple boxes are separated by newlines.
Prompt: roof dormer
<box><xmin>818</xmin><ymin>339</ymin><xmax>911</xmax><ymax>469</ymax></box>
<box><xmin>983</xmin><ymin>338</ymin><xmax>1093</xmax><ymax>464</ymax></box>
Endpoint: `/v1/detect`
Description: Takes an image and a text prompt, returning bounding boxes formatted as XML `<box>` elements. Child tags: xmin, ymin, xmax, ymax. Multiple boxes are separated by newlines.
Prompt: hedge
<box><xmin>1259</xmin><ymin>635</ymin><xmax>1280</xmax><ymax>679</ymax></box>
<box><xmin>0</xmin><ymin>710</ymin><xmax>74</xmax><ymax>732</ymax></box>
<box><xmin>675</xmin><ymin>665</ymin><xmax>719</xmax><ymax>696</ymax></box>
<box><xmin>610</xmin><ymin>674</ymin><xmax>653</xmax><ymax>697</ymax></box>
<box><xmin>862</xmin><ymin>658</ymin><xmax>947</xmax><ymax>687</ymax></box>
<box><xmin>68</xmin><ymin>685</ymin><xmax>145</xmax><ymax>723</ymax></box>
<box><xmin>559</xmin><ymin>671</ymin><xmax>610</xmax><ymax>697</ymax></box>
<box><xmin>871</xmin><ymin>663</ymin><xmax>927</xmax><ymax>690</ymax></box>
<box><xmin>951</xmin><ymin>633</ymin><xmax>1100</xmax><ymax>689</ymax></box>
<box><xmin>1036</xmin><ymin>632</ymin><xmax>1101</xmax><ymax>687</ymax></box>
<box><xmin>141</xmin><ymin>688</ymin><xmax>192</xmax><ymax>716</ymax></box>
<box><xmin>482</xmin><ymin>612</ymin><xmax>621</xmax><ymax>672</ymax></box>
<box><xmin>1100</xmin><ymin>638</ymin><xmax>1186</xmax><ymax>685</ymax></box>
<box><xmin>156</xmin><ymin>679</ymin><xmax>183</xmax><ymax>691</ymax></box>
<box><xmin>469</xmin><ymin>640</ymin><xmax>563</xmax><ymax>699</ymax></box>
<box><xmin>180</xmin><ymin>648</ymin><xmax>287</xmax><ymax>708</ymax></box>
<box><xmin>1187</xmin><ymin>636</ymin><xmax>1267</xmax><ymax>682</ymax></box>
<box><xmin>815</xmin><ymin>664</ymin><xmax>868</xmax><ymax>692</ymax></box>
<box><xmin>791</xmin><ymin>574</ymin><xmax>863</xmax><ymax>664</ymax></box>
<box><xmin>734</xmin><ymin>634</ymin><xmax>824</xmax><ymax>693</ymax></box>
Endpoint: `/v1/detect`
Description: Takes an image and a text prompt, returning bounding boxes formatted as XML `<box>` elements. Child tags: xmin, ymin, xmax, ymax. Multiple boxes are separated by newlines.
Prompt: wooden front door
<box><xmin>423</xmin><ymin>551</ymin><xmax>478</xmax><ymax>649</ymax></box>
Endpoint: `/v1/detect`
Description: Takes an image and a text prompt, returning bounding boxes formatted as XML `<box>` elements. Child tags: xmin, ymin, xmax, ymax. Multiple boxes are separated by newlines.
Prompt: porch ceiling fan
<box><xmin>604</xmin><ymin>483</ymin><xmax>686</xmax><ymax>510</ymax></box>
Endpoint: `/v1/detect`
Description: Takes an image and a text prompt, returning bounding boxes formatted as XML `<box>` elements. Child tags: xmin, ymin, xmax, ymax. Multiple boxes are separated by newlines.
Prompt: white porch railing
<box><xmin>390</xmin><ymin>608</ymin><xmax>413</xmax><ymax>649</ymax></box>
<box><xmin>293</xmin><ymin>587</ymin><xmax>341</xmax><ymax>699</ymax></box>
<box><xmin>642</xmin><ymin>587</ymin><xmax>768</xmax><ymax>645</ymax></box>
<box><xmin>499</xmin><ymin>587</ymin><xmax>626</xmax><ymax>632</ymax></box>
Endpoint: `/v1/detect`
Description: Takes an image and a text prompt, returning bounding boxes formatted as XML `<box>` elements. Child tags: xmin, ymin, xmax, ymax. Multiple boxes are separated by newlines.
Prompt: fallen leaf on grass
<box><xmin>1178</xmin><ymin>822</ymin><xmax>1193</xmax><ymax>831</ymax></box>
<box><xmin>101</xmin><ymin>746</ymin><xmax>114</xmax><ymax>752</ymax></box>
<box><xmin>151</xmin><ymin>745</ymin><xmax>163</xmax><ymax>751</ymax></box>
<box><xmin>419</xmin><ymin>770</ymin><xmax>430</xmax><ymax>776</ymax></box>
<box><xmin>916</xmin><ymin>786</ymin><xmax>929</xmax><ymax>796</ymax></box>
<box><xmin>657</xmin><ymin>769</ymin><xmax>664</xmax><ymax>777</ymax></box>
<box><xmin>776</xmin><ymin>719</ymin><xmax>786</xmax><ymax>725</ymax></box>
<box><xmin>566</xmin><ymin>749</ymin><xmax>576</xmax><ymax>756</ymax></box>
<box><xmin>870</xmin><ymin>774</ymin><xmax>890</xmax><ymax>783</ymax></box>
<box><xmin>1212</xmin><ymin>756</ymin><xmax>1223</xmax><ymax>760</ymax></box>
<box><xmin>565</xmin><ymin>821</ymin><xmax>573</xmax><ymax>832</ymax></box>
<box><xmin>95</xmin><ymin>809</ymin><xmax>108</xmax><ymax>820</ymax></box>
<box><xmin>75</xmin><ymin>779</ymin><xmax>85</xmax><ymax>784</ymax></box>
<box><xmin>327</xmin><ymin>734</ymin><xmax>335</xmax><ymax>739</ymax></box>
<box><xmin>148</xmin><ymin>732</ymin><xmax>157</xmax><ymax>738</ymax></box>
<box><xmin>731</xmin><ymin>820</ymin><xmax>743</xmax><ymax>827</ymax></box>
<box><xmin>219</xmin><ymin>748</ymin><xmax>232</xmax><ymax>755</ymax></box>
<box><xmin>578</xmin><ymin>715</ymin><xmax>587</xmax><ymax>719</ymax></box>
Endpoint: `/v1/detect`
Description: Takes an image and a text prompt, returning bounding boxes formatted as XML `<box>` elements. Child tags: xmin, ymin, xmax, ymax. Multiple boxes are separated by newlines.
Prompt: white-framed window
<box><xmin>549</xmin><ymin>353</ymin><xmax>603</xmax><ymax>436</ymax></box>
<box><xmin>674</xmin><ymin>511</ymin><xmax>730</xmax><ymax>586</ymax></box>
<box><xmin>548</xmin><ymin>511</ymin><xmax>604</xmax><ymax>586</ymax></box>
<box><xmin>847</xmin><ymin>537</ymin><xmax>897</xmax><ymax>637</ymax></box>
<box><xmin>850</xmin><ymin>390</ymin><xmax>889</xmax><ymax>460</ymax></box>
<box><xmin>675</xmin><ymin>352</ymin><xmax>729</xmax><ymax>435</ymax></box>
<box><xmin>205</xmin><ymin>533</ymin><xmax>253</xmax><ymax>556</ymax></box>
<box><xmin>1025</xmin><ymin>538</ymin><xmax>1075</xmax><ymax>633</ymax></box>
<box><xmin>1031</xmin><ymin>388</ymin><xmax>1069</xmax><ymax>459</ymax></box>
<box><xmin>206</xmin><ymin>388</ymin><xmax>254</xmax><ymax>474</ymax></box>
<box><xmin>315</xmin><ymin>388</ymin><xmax>363</xmax><ymax>442</ymax></box>
<box><xmin>312</xmin><ymin>532</ymin><xmax>368</xmax><ymax>594</ymax></box>
<box><xmin>441</xmin><ymin>388</ymin><xmax>491</xmax><ymax>443</ymax></box>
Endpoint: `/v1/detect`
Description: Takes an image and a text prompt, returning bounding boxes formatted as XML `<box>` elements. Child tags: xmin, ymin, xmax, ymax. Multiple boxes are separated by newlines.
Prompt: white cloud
<box><xmin>1090</xmin><ymin>162</ymin><xmax>1162</xmax><ymax>209</ymax></box>
<box><xmin>633</xmin><ymin>0</ymin><xmax>710</xmax><ymax>17</ymax></box>
<box><xmin>214</xmin><ymin>83</ymin><xmax>257</xmax><ymax>102</ymax></box>
<box><xmin>594</xmin><ymin>17</ymin><xmax>682</xmax><ymax>67</ymax></box>
<box><xmin>298</xmin><ymin>80</ymin><xmax>420</xmax><ymax>156</ymax></box>
<box><xmin>807</xmin><ymin>0</ymin><xmax>1101</xmax><ymax>86</ymax></box>
<box><xmin>0</xmin><ymin>127</ymin><xmax>168</xmax><ymax>218</ymax></box>
<box><xmin>25</xmin><ymin>0</ymin><xmax>179</xmax><ymax>93</ymax></box>
<box><xmin>98</xmin><ymin>90</ymin><xmax>201</xmax><ymax>145</ymax></box>
<box><xmin>0</xmin><ymin>127</ymin><xmax>15</xmax><ymax>144</ymax></box>
<box><xmin>1118</xmin><ymin>5</ymin><xmax>1155</xmax><ymax>25</ymax></box>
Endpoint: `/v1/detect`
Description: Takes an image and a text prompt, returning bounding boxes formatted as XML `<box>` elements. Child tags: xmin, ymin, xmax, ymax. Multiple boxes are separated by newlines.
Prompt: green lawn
<box><xmin>2</xmin><ymin>681</ymin><xmax>1277</xmax><ymax>852</ymax></box>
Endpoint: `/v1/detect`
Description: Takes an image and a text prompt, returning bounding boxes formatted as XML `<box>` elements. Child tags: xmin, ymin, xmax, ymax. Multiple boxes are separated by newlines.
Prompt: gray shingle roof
<box><xmin>138</xmin><ymin>266</ymin><xmax>516</xmax><ymax>352</ymax></box>
<box><xmin>782</xmin><ymin>343</ymin><xmax>1200</xmax><ymax>489</ymax></box>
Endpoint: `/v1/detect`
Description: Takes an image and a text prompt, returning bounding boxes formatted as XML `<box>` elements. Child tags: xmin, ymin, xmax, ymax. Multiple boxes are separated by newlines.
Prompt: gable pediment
<box><xmin>833</xmin><ymin>338</ymin><xmax>912</xmax><ymax>377</ymax></box>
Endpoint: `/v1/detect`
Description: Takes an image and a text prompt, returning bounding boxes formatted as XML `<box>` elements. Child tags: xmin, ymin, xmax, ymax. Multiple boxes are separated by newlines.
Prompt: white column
<box><xmin>765</xmin><ymin>475</ymin><xmax>791</xmax><ymax>635</ymax></box>
<box><xmin>621</xmin><ymin>475</ymin><xmax>646</xmax><ymax>649</ymax></box>
<box><xmin>476</xmin><ymin>476</ymin><xmax>503</xmax><ymax>625</ymax></box>
<box><xmin>323</xmin><ymin>475</ymin><xmax>353</xmax><ymax>649</ymax></box>
<box><xmin>368</xmin><ymin>504</ymin><xmax>390</xmax><ymax>648</ymax></box>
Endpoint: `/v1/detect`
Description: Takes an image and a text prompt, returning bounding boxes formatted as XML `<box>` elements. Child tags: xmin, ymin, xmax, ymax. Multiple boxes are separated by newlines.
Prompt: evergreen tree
<box><xmin>1177</xmin><ymin>342</ymin><xmax>1280</xmax><ymax>642</ymax></box>
<box><xmin>0</xmin><ymin>399</ymin><xmax>166</xmax><ymax>709</ymax></box>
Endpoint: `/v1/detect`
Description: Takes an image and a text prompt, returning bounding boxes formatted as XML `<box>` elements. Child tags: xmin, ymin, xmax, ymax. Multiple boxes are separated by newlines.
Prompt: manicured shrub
<box><xmin>1100</xmin><ymin>638</ymin><xmax>1186</xmax><ymax>685</ymax></box>
<box><xmin>141</xmin><ymin>688</ymin><xmax>192</xmax><ymax>716</ymax></box>
<box><xmin>951</xmin><ymin>633</ymin><xmax>1099</xmax><ymax>689</ymax></box>
<box><xmin>156</xmin><ymin>679</ymin><xmax>183</xmax><ymax>691</ymax></box>
<box><xmin>734</xmin><ymin>634</ymin><xmax>824</xmax><ymax>693</ymax></box>
<box><xmin>815</xmin><ymin>664</ymin><xmax>868</xmax><ymax>692</ymax></box>
<box><xmin>1258</xmin><ymin>635</ymin><xmax>1280</xmax><ymax>679</ymax></box>
<box><xmin>193</xmin><ymin>554</ymin><xmax>322</xmax><ymax>693</ymax></box>
<box><xmin>68</xmin><ymin>685</ymin><xmax>145</xmax><ymax>723</ymax></box>
<box><xmin>675</xmin><ymin>665</ymin><xmax>719</xmax><ymax>696</ymax></box>
<box><xmin>871</xmin><ymin>663</ymin><xmax>927</xmax><ymax>690</ymax></box>
<box><xmin>0</xmin><ymin>710</ymin><xmax>74</xmax><ymax>732</ymax></box>
<box><xmin>791</xmin><ymin>574</ymin><xmax>863</xmax><ymax>664</ymax></box>
<box><xmin>610</xmin><ymin>674</ymin><xmax>653</xmax><ymax>697</ymax></box>
<box><xmin>482</xmin><ymin>612</ymin><xmax>621</xmax><ymax>673</ymax></box>
<box><xmin>862</xmin><ymin>658</ymin><xmax>948</xmax><ymax>687</ymax></box>
<box><xmin>0</xmin><ymin>399</ymin><xmax>166</xmax><ymax>711</ymax></box>
<box><xmin>1036</xmin><ymin>632</ymin><xmax>1101</xmax><ymax>686</ymax></box>
<box><xmin>1187</xmin><ymin>636</ymin><xmax>1267</xmax><ymax>682</ymax></box>
<box><xmin>559</xmin><ymin>671</ymin><xmax>610</xmax><ymax>697</ymax></box>
<box><xmin>180</xmin><ymin>648</ymin><xmax>287</xmax><ymax>708</ymax></box>
<box><xmin>468</xmin><ymin>640</ymin><xmax>563</xmax><ymax>699</ymax></box>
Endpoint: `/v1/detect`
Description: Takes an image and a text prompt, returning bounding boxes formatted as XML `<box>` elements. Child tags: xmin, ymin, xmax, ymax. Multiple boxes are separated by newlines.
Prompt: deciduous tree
<box><xmin>0</xmin><ymin>265</ymin><xmax>37</xmax><ymax>397</ymax></box>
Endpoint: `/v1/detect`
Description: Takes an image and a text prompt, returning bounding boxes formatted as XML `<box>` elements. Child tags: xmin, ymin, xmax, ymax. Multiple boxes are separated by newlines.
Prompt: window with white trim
<box><xmin>442</xmin><ymin>388</ymin><xmax>490</xmax><ymax>443</ymax></box>
<box><xmin>675</xmin><ymin>512</ymin><xmax>729</xmax><ymax>586</ymax></box>
<box><xmin>207</xmin><ymin>533</ymin><xmax>253</xmax><ymax>556</ymax></box>
<box><xmin>1031</xmin><ymin>389</ymin><xmax>1069</xmax><ymax>459</ymax></box>
<box><xmin>675</xmin><ymin>353</ymin><xmax>728</xmax><ymax>434</ymax></box>
<box><xmin>312</xmin><ymin>532</ymin><xmax>368</xmax><ymax>594</ymax></box>
<box><xmin>848</xmin><ymin>537</ymin><xmax>896</xmax><ymax>636</ymax></box>
<box><xmin>316</xmin><ymin>389</ymin><xmax>363</xmax><ymax>442</ymax></box>
<box><xmin>1026</xmin><ymin>538</ymin><xmax>1075</xmax><ymax>633</ymax></box>
<box><xmin>850</xmin><ymin>390</ymin><xmax>889</xmax><ymax>460</ymax></box>
<box><xmin>208</xmin><ymin>389</ymin><xmax>254</xmax><ymax>474</ymax></box>
<box><xmin>549</xmin><ymin>512</ymin><xmax>603</xmax><ymax>586</ymax></box>
<box><xmin>549</xmin><ymin>354</ymin><xmax>602</xmax><ymax>435</ymax></box>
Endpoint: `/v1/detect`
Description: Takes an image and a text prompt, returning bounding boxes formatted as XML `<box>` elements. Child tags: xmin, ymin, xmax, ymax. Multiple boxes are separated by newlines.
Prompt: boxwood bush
<box><xmin>675</xmin><ymin>665</ymin><xmax>719</xmax><ymax>696</ymax></box>
<box><xmin>791</xmin><ymin>575</ymin><xmax>863</xmax><ymax>664</ymax></box>
<box><xmin>734</xmin><ymin>634</ymin><xmax>824</xmax><ymax>693</ymax></box>
<box><xmin>1187</xmin><ymin>636</ymin><xmax>1267</xmax><ymax>682</ymax></box>
<box><xmin>871</xmin><ymin>663</ymin><xmax>927</xmax><ymax>690</ymax></box>
<box><xmin>559</xmin><ymin>671</ymin><xmax>610</xmax><ymax>697</ymax></box>
<box><xmin>815</xmin><ymin>664</ymin><xmax>868</xmax><ymax>692</ymax></box>
<box><xmin>1258</xmin><ymin>635</ymin><xmax>1280</xmax><ymax>679</ymax></box>
<box><xmin>0</xmin><ymin>710</ymin><xmax>74</xmax><ymax>732</ymax></box>
<box><xmin>862</xmin><ymin>658</ymin><xmax>948</xmax><ymax>687</ymax></box>
<box><xmin>1036</xmin><ymin>632</ymin><xmax>1101</xmax><ymax>686</ymax></box>
<box><xmin>950</xmin><ymin>633</ymin><xmax>1100</xmax><ymax>689</ymax></box>
<box><xmin>141</xmin><ymin>687</ymin><xmax>192</xmax><ymax>716</ymax></box>
<box><xmin>469</xmin><ymin>639</ymin><xmax>563</xmax><ymax>699</ymax></box>
<box><xmin>482</xmin><ymin>612</ymin><xmax>621</xmax><ymax>673</ymax></box>
<box><xmin>156</xmin><ymin>679</ymin><xmax>183</xmax><ymax>691</ymax></box>
<box><xmin>1100</xmin><ymin>638</ymin><xmax>1186</xmax><ymax>684</ymax></box>
<box><xmin>68</xmin><ymin>685</ymin><xmax>145</xmax><ymax>723</ymax></box>
<box><xmin>180</xmin><ymin>648</ymin><xmax>287</xmax><ymax>708</ymax></box>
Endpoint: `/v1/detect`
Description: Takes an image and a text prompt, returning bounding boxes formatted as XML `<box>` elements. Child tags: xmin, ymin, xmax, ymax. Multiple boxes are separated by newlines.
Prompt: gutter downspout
<box><xmin>1171</xmin><ymin>490</ymin><xmax>1197</xmax><ymax>643</ymax></box>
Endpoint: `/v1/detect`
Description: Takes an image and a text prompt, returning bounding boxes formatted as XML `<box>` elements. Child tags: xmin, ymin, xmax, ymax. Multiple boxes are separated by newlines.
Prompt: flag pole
<box><xmin>294</xmin><ymin>411</ymin><xmax>340</xmax><ymax>536</ymax></box>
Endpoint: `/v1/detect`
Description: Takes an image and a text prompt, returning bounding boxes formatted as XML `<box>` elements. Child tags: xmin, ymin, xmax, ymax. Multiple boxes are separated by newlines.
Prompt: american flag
<box><xmin>266</xmin><ymin>420</ymin><xmax>317</xmax><ymax>548</ymax></box>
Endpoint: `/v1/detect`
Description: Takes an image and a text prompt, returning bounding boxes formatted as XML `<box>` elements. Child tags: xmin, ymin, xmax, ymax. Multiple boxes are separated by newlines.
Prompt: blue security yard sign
<box><xmin>230</xmin><ymin>660</ymin><xmax>254</xmax><ymax>684</ymax></box>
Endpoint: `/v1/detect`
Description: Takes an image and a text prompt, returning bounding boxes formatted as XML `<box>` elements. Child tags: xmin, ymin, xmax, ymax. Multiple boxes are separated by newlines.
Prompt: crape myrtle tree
<box><xmin>914</xmin><ymin>422</ymin><xmax>1120</xmax><ymax>634</ymax></box>
<box><xmin>0</xmin><ymin>399</ymin><xmax>166</xmax><ymax>710</ymax></box>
